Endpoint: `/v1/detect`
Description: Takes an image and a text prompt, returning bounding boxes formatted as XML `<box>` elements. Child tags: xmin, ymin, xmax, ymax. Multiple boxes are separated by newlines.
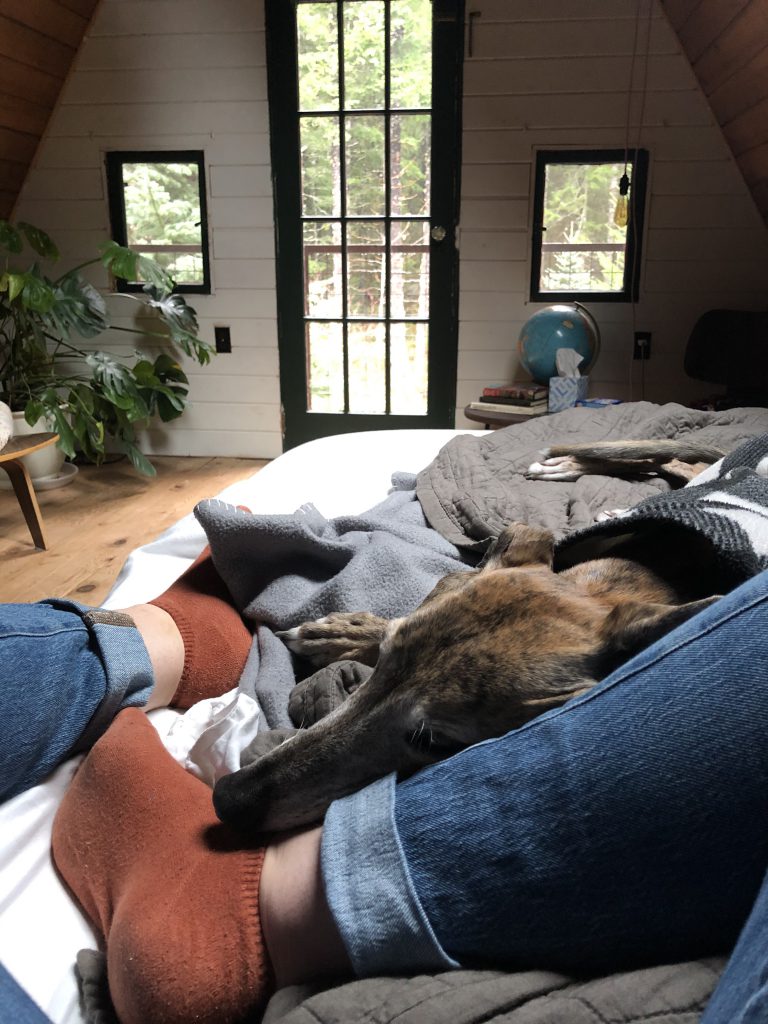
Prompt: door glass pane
<box><xmin>304</xmin><ymin>221</ymin><xmax>343</xmax><ymax>318</ymax></box>
<box><xmin>391</xmin><ymin>219</ymin><xmax>429</xmax><ymax>318</ymax></box>
<box><xmin>390</xmin><ymin>321</ymin><xmax>428</xmax><ymax>414</ymax></box>
<box><xmin>307</xmin><ymin>321</ymin><xmax>345</xmax><ymax>412</ymax></box>
<box><xmin>297</xmin><ymin>3</ymin><xmax>339</xmax><ymax>112</ymax></box>
<box><xmin>348</xmin><ymin>322</ymin><xmax>386</xmax><ymax>413</ymax></box>
<box><xmin>390</xmin><ymin>114</ymin><xmax>430</xmax><ymax>216</ymax></box>
<box><xmin>345</xmin><ymin>115</ymin><xmax>385</xmax><ymax>215</ymax></box>
<box><xmin>344</xmin><ymin>1</ymin><xmax>385</xmax><ymax>110</ymax></box>
<box><xmin>347</xmin><ymin>220</ymin><xmax>385</xmax><ymax>318</ymax></box>
<box><xmin>390</xmin><ymin>0</ymin><xmax>432</xmax><ymax>108</ymax></box>
<box><xmin>301</xmin><ymin>117</ymin><xmax>341</xmax><ymax>216</ymax></box>
<box><xmin>293</xmin><ymin>0</ymin><xmax>436</xmax><ymax>427</ymax></box>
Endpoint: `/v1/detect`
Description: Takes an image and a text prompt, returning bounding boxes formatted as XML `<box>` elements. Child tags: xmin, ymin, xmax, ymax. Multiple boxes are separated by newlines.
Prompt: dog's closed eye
<box><xmin>405</xmin><ymin>720</ymin><xmax>466</xmax><ymax>760</ymax></box>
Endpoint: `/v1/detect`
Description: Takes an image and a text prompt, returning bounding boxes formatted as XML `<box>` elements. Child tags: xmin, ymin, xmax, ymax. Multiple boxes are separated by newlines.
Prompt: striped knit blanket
<box><xmin>555</xmin><ymin>433</ymin><xmax>768</xmax><ymax>587</ymax></box>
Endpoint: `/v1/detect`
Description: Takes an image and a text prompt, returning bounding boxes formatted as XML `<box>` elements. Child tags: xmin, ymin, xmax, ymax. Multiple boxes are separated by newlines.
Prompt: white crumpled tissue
<box><xmin>164</xmin><ymin>688</ymin><xmax>262</xmax><ymax>787</ymax></box>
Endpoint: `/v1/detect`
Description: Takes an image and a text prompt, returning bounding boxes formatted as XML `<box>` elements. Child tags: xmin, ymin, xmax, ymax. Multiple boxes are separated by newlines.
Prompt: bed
<box><xmin>4</xmin><ymin>406</ymin><xmax>767</xmax><ymax>1024</ymax></box>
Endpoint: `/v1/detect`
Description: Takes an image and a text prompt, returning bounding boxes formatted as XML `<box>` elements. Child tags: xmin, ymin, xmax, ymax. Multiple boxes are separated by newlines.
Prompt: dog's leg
<box><xmin>276</xmin><ymin>611</ymin><xmax>389</xmax><ymax>668</ymax></box>
<box><xmin>526</xmin><ymin>439</ymin><xmax>725</xmax><ymax>483</ymax></box>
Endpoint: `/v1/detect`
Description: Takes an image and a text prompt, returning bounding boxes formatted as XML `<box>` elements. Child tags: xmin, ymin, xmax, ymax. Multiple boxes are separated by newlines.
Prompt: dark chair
<box><xmin>685</xmin><ymin>309</ymin><xmax>768</xmax><ymax>408</ymax></box>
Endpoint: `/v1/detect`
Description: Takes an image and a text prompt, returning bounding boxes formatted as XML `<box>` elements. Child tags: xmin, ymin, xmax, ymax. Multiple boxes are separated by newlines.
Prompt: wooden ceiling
<box><xmin>1</xmin><ymin>2</ymin><xmax>767</xmax><ymax>230</ymax></box>
<box><xmin>0</xmin><ymin>0</ymin><xmax>100</xmax><ymax>220</ymax></box>
<box><xmin>661</xmin><ymin>0</ymin><xmax>768</xmax><ymax>226</ymax></box>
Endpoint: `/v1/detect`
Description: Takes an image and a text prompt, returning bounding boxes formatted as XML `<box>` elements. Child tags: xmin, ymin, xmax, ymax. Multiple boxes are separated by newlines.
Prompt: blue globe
<box><xmin>518</xmin><ymin>304</ymin><xmax>601</xmax><ymax>385</ymax></box>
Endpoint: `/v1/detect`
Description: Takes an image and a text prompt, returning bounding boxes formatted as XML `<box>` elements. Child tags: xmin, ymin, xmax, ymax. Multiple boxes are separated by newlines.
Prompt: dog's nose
<box><xmin>213</xmin><ymin>766</ymin><xmax>269</xmax><ymax>832</ymax></box>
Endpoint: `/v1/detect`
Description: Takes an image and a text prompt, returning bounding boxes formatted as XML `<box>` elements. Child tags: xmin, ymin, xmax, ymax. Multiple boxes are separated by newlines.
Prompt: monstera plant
<box><xmin>0</xmin><ymin>219</ymin><xmax>213</xmax><ymax>475</ymax></box>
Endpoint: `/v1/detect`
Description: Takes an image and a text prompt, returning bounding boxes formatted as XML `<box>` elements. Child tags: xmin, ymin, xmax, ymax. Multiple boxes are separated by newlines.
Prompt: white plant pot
<box><xmin>10</xmin><ymin>409</ymin><xmax>67</xmax><ymax>481</ymax></box>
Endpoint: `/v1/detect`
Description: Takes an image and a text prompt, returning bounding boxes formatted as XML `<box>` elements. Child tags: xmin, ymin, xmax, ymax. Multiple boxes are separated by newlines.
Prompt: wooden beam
<box><xmin>694</xmin><ymin>2</ymin><xmax>768</xmax><ymax>95</ymax></box>
<box><xmin>0</xmin><ymin>55</ymin><xmax>64</xmax><ymax>108</ymax></box>
<box><xmin>0</xmin><ymin>15</ymin><xmax>76</xmax><ymax>78</ymax></box>
<box><xmin>0</xmin><ymin>0</ymin><xmax>89</xmax><ymax>49</ymax></box>
<box><xmin>0</xmin><ymin>94</ymin><xmax>51</xmax><ymax>136</ymax></box>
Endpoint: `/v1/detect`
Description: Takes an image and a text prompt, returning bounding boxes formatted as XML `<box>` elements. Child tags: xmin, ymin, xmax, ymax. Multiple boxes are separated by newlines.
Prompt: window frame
<box><xmin>529</xmin><ymin>148</ymin><xmax>649</xmax><ymax>304</ymax></box>
<box><xmin>105</xmin><ymin>150</ymin><xmax>212</xmax><ymax>295</ymax></box>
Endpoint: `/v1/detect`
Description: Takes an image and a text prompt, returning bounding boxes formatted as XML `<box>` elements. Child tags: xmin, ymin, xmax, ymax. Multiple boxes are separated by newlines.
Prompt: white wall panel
<box><xmin>15</xmin><ymin>0</ymin><xmax>280</xmax><ymax>460</ymax></box>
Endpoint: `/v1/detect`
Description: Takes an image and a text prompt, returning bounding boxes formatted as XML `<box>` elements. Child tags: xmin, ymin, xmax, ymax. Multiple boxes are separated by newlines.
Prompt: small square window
<box><xmin>530</xmin><ymin>149</ymin><xmax>648</xmax><ymax>303</ymax></box>
<box><xmin>106</xmin><ymin>151</ymin><xmax>211</xmax><ymax>293</ymax></box>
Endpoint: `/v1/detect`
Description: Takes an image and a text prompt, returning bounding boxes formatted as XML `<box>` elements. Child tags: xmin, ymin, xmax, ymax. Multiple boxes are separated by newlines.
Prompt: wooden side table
<box><xmin>0</xmin><ymin>432</ymin><xmax>60</xmax><ymax>549</ymax></box>
<box><xmin>463</xmin><ymin>405</ymin><xmax>548</xmax><ymax>430</ymax></box>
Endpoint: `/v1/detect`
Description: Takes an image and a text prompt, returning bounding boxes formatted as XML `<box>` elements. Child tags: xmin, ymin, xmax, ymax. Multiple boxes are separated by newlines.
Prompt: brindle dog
<box><xmin>213</xmin><ymin>506</ymin><xmax>719</xmax><ymax>834</ymax></box>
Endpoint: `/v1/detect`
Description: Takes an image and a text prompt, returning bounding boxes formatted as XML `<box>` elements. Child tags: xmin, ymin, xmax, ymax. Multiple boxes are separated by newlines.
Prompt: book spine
<box><xmin>469</xmin><ymin>401</ymin><xmax>547</xmax><ymax>415</ymax></box>
<box><xmin>478</xmin><ymin>396</ymin><xmax>547</xmax><ymax>407</ymax></box>
<box><xmin>482</xmin><ymin>386</ymin><xmax>548</xmax><ymax>400</ymax></box>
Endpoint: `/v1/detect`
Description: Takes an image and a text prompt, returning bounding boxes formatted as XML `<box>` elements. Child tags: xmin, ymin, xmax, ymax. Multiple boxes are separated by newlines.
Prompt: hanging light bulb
<box><xmin>614</xmin><ymin>171</ymin><xmax>630</xmax><ymax>227</ymax></box>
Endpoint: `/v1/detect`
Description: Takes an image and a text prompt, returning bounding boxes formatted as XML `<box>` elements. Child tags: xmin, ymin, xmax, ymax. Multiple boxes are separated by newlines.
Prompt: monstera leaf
<box><xmin>50</xmin><ymin>276</ymin><xmax>109</xmax><ymax>338</ymax></box>
<box><xmin>1</xmin><ymin>222</ymin><xmax>214</xmax><ymax>473</ymax></box>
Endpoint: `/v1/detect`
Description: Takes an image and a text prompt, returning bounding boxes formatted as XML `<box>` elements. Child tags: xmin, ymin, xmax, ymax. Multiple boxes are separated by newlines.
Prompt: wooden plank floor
<box><xmin>0</xmin><ymin>455</ymin><xmax>268</xmax><ymax>604</ymax></box>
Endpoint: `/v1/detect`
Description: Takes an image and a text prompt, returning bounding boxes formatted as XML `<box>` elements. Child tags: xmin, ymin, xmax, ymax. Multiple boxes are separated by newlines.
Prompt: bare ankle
<box><xmin>260</xmin><ymin>826</ymin><xmax>352</xmax><ymax>988</ymax></box>
<box><xmin>122</xmin><ymin>604</ymin><xmax>185</xmax><ymax>709</ymax></box>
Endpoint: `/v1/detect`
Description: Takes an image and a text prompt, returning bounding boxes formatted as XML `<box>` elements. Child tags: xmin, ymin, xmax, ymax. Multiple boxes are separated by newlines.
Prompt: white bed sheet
<box><xmin>0</xmin><ymin>429</ymin><xmax>477</xmax><ymax>1023</ymax></box>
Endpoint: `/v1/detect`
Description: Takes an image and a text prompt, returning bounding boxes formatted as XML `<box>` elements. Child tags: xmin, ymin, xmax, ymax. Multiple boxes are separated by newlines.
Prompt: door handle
<box><xmin>431</xmin><ymin>225</ymin><xmax>447</xmax><ymax>242</ymax></box>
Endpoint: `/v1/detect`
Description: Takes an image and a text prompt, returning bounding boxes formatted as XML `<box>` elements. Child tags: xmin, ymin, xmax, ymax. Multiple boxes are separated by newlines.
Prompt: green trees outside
<box><xmin>540</xmin><ymin>161</ymin><xmax>630</xmax><ymax>294</ymax></box>
<box><xmin>122</xmin><ymin>161</ymin><xmax>205</xmax><ymax>285</ymax></box>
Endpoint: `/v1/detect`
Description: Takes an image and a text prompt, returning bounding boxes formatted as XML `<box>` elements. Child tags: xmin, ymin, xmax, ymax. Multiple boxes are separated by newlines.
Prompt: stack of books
<box><xmin>468</xmin><ymin>383</ymin><xmax>549</xmax><ymax>417</ymax></box>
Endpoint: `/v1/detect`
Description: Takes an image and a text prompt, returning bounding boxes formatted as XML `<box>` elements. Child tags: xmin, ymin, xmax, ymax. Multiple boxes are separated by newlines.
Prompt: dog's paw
<box><xmin>596</xmin><ymin>507</ymin><xmax>629</xmax><ymax>522</ymax></box>
<box><xmin>276</xmin><ymin>612</ymin><xmax>388</xmax><ymax>668</ymax></box>
<box><xmin>526</xmin><ymin>455</ymin><xmax>584</xmax><ymax>481</ymax></box>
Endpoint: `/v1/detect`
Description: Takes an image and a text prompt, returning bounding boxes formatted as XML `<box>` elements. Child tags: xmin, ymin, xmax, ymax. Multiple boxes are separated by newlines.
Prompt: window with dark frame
<box><xmin>105</xmin><ymin>151</ymin><xmax>211</xmax><ymax>294</ymax></box>
<box><xmin>530</xmin><ymin>148</ymin><xmax>649</xmax><ymax>304</ymax></box>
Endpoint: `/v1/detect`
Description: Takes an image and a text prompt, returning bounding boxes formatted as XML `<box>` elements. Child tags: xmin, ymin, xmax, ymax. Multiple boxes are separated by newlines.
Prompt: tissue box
<box><xmin>548</xmin><ymin>375</ymin><xmax>589</xmax><ymax>412</ymax></box>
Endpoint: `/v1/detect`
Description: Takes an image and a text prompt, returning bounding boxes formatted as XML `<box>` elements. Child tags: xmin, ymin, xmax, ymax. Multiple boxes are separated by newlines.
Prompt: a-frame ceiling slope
<box><xmin>661</xmin><ymin>0</ymin><xmax>768</xmax><ymax>226</ymax></box>
<box><xmin>0</xmin><ymin>0</ymin><xmax>100</xmax><ymax>220</ymax></box>
<box><xmin>1</xmin><ymin>2</ymin><xmax>767</xmax><ymax>230</ymax></box>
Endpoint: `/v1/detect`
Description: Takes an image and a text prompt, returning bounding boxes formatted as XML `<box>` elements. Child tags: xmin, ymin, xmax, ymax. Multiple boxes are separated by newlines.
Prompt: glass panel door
<box><xmin>267</xmin><ymin>0</ymin><xmax>464</xmax><ymax>448</ymax></box>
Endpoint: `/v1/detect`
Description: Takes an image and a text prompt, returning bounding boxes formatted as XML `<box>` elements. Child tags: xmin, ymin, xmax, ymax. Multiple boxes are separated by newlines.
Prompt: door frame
<box><xmin>265</xmin><ymin>0</ymin><xmax>465</xmax><ymax>450</ymax></box>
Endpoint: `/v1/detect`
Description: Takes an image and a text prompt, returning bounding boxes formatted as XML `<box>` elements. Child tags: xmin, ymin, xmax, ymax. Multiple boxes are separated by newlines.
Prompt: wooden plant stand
<box><xmin>0</xmin><ymin>432</ymin><xmax>60</xmax><ymax>550</ymax></box>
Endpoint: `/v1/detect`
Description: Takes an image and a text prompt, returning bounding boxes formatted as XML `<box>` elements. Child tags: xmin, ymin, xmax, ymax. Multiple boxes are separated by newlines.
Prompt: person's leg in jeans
<box><xmin>700</xmin><ymin>865</ymin><xmax>768</xmax><ymax>1023</ymax></box>
<box><xmin>321</xmin><ymin>568</ymin><xmax>768</xmax><ymax>978</ymax></box>
<box><xmin>1</xmin><ymin>542</ymin><xmax>253</xmax><ymax>804</ymax></box>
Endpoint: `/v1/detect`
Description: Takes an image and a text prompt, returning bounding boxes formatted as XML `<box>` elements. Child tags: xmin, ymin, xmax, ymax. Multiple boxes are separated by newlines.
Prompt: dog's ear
<box><xmin>599</xmin><ymin>596</ymin><xmax>721</xmax><ymax>665</ymax></box>
<box><xmin>484</xmin><ymin>523</ymin><xmax>555</xmax><ymax>571</ymax></box>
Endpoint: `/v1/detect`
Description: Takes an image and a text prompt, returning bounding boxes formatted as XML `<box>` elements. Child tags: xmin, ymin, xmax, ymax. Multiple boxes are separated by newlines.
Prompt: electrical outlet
<box><xmin>633</xmin><ymin>331</ymin><xmax>651</xmax><ymax>360</ymax></box>
<box><xmin>214</xmin><ymin>326</ymin><xmax>232</xmax><ymax>353</ymax></box>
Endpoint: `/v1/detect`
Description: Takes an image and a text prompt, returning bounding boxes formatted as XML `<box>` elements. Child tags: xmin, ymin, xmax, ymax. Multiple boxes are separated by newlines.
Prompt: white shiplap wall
<box><xmin>14</xmin><ymin>0</ymin><xmax>282</xmax><ymax>459</ymax></box>
<box><xmin>14</xmin><ymin>0</ymin><xmax>768</xmax><ymax>453</ymax></box>
<box><xmin>456</xmin><ymin>0</ymin><xmax>768</xmax><ymax>426</ymax></box>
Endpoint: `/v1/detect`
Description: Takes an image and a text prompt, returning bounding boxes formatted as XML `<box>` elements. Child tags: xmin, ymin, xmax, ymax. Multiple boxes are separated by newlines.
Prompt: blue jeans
<box><xmin>322</xmin><ymin>570</ymin><xmax>768</xmax><ymax>1019</ymax></box>
<box><xmin>1</xmin><ymin>599</ymin><xmax>155</xmax><ymax>1023</ymax></box>
<box><xmin>0</xmin><ymin>600</ymin><xmax>154</xmax><ymax>804</ymax></box>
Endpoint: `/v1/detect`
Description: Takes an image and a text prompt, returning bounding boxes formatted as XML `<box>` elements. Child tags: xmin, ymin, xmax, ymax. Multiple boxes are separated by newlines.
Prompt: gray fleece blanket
<box><xmin>195</xmin><ymin>477</ymin><xmax>470</xmax><ymax>730</ymax></box>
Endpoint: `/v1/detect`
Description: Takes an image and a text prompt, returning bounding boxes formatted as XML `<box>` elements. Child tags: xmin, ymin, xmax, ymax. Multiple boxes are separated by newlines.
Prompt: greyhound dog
<box><xmin>212</xmin><ymin>439</ymin><xmax>727</xmax><ymax>834</ymax></box>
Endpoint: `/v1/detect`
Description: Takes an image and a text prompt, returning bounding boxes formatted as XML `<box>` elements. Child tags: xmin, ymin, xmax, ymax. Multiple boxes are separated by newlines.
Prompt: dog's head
<box><xmin>214</xmin><ymin>524</ymin><xmax>718</xmax><ymax>833</ymax></box>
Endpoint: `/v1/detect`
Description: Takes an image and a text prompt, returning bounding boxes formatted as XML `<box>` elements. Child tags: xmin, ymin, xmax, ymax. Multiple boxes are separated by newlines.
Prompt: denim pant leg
<box><xmin>1</xmin><ymin>600</ymin><xmax>154</xmax><ymax>803</ymax></box>
<box><xmin>701</xmin><ymin>864</ymin><xmax>768</xmax><ymax>1024</ymax></box>
<box><xmin>322</xmin><ymin>569</ymin><xmax>768</xmax><ymax>977</ymax></box>
<box><xmin>0</xmin><ymin>963</ymin><xmax>52</xmax><ymax>1024</ymax></box>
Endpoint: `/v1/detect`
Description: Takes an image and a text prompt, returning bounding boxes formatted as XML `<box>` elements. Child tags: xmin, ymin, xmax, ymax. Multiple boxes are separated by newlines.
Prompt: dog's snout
<box><xmin>213</xmin><ymin>767</ymin><xmax>270</xmax><ymax>832</ymax></box>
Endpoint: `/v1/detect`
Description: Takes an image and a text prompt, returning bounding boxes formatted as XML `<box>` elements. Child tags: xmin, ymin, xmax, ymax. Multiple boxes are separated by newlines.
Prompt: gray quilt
<box><xmin>416</xmin><ymin>401</ymin><xmax>768</xmax><ymax>552</ymax></box>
